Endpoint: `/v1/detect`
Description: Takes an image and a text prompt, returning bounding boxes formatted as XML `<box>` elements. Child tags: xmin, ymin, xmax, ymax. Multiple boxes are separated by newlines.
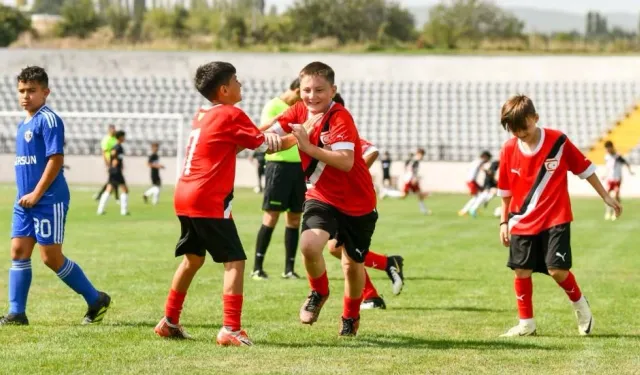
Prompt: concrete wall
<box><xmin>1</xmin><ymin>155</ymin><xmax>637</xmax><ymax>198</ymax></box>
<box><xmin>4</xmin><ymin>49</ymin><xmax>640</xmax><ymax>82</ymax></box>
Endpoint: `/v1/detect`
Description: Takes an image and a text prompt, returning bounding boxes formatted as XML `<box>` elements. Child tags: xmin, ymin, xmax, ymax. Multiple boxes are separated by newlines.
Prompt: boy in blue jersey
<box><xmin>1</xmin><ymin>66</ymin><xmax>111</xmax><ymax>326</ymax></box>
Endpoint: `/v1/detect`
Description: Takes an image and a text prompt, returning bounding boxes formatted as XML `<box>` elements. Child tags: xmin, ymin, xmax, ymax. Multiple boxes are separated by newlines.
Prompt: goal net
<box><xmin>0</xmin><ymin>111</ymin><xmax>188</xmax><ymax>183</ymax></box>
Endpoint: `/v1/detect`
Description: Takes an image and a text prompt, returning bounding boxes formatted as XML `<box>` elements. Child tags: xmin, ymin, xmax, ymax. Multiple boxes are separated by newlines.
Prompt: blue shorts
<box><xmin>12</xmin><ymin>202</ymin><xmax>69</xmax><ymax>245</ymax></box>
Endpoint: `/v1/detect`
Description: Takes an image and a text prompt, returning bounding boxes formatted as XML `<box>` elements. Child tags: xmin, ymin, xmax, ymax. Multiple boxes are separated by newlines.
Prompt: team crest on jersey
<box><xmin>544</xmin><ymin>158</ymin><xmax>558</xmax><ymax>172</ymax></box>
<box><xmin>24</xmin><ymin>130</ymin><xmax>33</xmax><ymax>143</ymax></box>
<box><xmin>320</xmin><ymin>131</ymin><xmax>330</xmax><ymax>145</ymax></box>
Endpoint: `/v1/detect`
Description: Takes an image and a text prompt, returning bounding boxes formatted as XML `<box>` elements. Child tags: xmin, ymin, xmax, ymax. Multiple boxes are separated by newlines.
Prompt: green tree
<box><xmin>0</xmin><ymin>5</ymin><xmax>31</xmax><ymax>47</ymax></box>
<box><xmin>143</xmin><ymin>6</ymin><xmax>189</xmax><ymax>39</ymax></box>
<box><xmin>56</xmin><ymin>0</ymin><xmax>101</xmax><ymax>38</ymax></box>
<box><xmin>32</xmin><ymin>0</ymin><xmax>64</xmax><ymax>14</ymax></box>
<box><xmin>221</xmin><ymin>12</ymin><xmax>248</xmax><ymax>46</ymax></box>
<box><xmin>106</xmin><ymin>5</ymin><xmax>131</xmax><ymax>39</ymax></box>
<box><xmin>380</xmin><ymin>3</ymin><xmax>416</xmax><ymax>42</ymax></box>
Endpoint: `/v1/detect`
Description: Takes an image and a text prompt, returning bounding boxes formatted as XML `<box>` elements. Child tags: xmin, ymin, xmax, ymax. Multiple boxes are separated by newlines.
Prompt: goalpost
<box><xmin>0</xmin><ymin>111</ymin><xmax>188</xmax><ymax>183</ymax></box>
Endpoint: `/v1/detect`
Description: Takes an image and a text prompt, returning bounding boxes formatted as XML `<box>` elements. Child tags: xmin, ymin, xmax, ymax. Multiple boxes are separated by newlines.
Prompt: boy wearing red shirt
<box><xmin>497</xmin><ymin>95</ymin><xmax>621</xmax><ymax>337</ymax></box>
<box><xmin>154</xmin><ymin>62</ymin><xmax>282</xmax><ymax>345</ymax></box>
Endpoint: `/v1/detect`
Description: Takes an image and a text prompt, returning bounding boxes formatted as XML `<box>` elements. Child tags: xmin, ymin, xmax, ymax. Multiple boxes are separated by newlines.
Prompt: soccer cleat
<box><xmin>573</xmin><ymin>296</ymin><xmax>594</xmax><ymax>336</ymax></box>
<box><xmin>251</xmin><ymin>269</ymin><xmax>268</xmax><ymax>280</ymax></box>
<box><xmin>82</xmin><ymin>291</ymin><xmax>111</xmax><ymax>325</ymax></box>
<box><xmin>361</xmin><ymin>297</ymin><xmax>386</xmax><ymax>310</ymax></box>
<box><xmin>611</xmin><ymin>215</ymin><xmax>617</xmax><ymax>222</ymax></box>
<box><xmin>281</xmin><ymin>271</ymin><xmax>301</xmax><ymax>280</ymax></box>
<box><xmin>500</xmin><ymin>320</ymin><xmax>537</xmax><ymax>337</ymax></box>
<box><xmin>604</xmin><ymin>212</ymin><xmax>611</xmax><ymax>220</ymax></box>
<box><xmin>386</xmin><ymin>256</ymin><xmax>404</xmax><ymax>295</ymax></box>
<box><xmin>0</xmin><ymin>313</ymin><xmax>29</xmax><ymax>326</ymax></box>
<box><xmin>299</xmin><ymin>290</ymin><xmax>329</xmax><ymax>325</ymax></box>
<box><xmin>458</xmin><ymin>210</ymin><xmax>467</xmax><ymax>217</ymax></box>
<box><xmin>143</xmin><ymin>194</ymin><xmax>148</xmax><ymax>204</ymax></box>
<box><xmin>339</xmin><ymin>316</ymin><xmax>360</xmax><ymax>336</ymax></box>
<box><xmin>154</xmin><ymin>316</ymin><xmax>192</xmax><ymax>339</ymax></box>
<box><xmin>216</xmin><ymin>327</ymin><xmax>253</xmax><ymax>346</ymax></box>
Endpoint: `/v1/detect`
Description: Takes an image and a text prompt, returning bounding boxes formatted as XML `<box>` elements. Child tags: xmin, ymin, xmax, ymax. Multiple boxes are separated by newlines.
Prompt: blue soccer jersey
<box><xmin>15</xmin><ymin>105</ymin><xmax>70</xmax><ymax>205</ymax></box>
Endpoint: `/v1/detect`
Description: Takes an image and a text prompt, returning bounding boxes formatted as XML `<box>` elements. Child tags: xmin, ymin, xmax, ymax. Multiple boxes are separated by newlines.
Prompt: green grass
<box><xmin>0</xmin><ymin>185</ymin><xmax>639</xmax><ymax>374</ymax></box>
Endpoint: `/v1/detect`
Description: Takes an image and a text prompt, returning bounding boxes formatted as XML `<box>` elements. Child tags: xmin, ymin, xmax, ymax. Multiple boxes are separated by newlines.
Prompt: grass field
<box><xmin>0</xmin><ymin>185</ymin><xmax>639</xmax><ymax>374</ymax></box>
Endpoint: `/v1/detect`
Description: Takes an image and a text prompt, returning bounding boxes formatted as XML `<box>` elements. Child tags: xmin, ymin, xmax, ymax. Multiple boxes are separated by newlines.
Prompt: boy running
<box><xmin>602</xmin><ymin>140</ymin><xmax>633</xmax><ymax>221</ymax></box>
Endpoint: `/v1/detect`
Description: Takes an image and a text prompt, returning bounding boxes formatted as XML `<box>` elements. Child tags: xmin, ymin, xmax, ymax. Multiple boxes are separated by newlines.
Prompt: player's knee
<box><xmin>10</xmin><ymin>242</ymin><xmax>32</xmax><ymax>260</ymax></box>
<box><xmin>341</xmin><ymin>257</ymin><xmax>361</xmax><ymax>276</ymax></box>
<box><xmin>182</xmin><ymin>255</ymin><xmax>205</xmax><ymax>271</ymax></box>
<box><xmin>285</xmin><ymin>212</ymin><xmax>301</xmax><ymax>228</ymax></box>
<box><xmin>548</xmin><ymin>268</ymin><xmax>569</xmax><ymax>282</ymax></box>
<box><xmin>263</xmin><ymin>211</ymin><xmax>280</xmax><ymax>227</ymax></box>
<box><xmin>40</xmin><ymin>246</ymin><xmax>64</xmax><ymax>271</ymax></box>
<box><xmin>514</xmin><ymin>268</ymin><xmax>533</xmax><ymax>278</ymax></box>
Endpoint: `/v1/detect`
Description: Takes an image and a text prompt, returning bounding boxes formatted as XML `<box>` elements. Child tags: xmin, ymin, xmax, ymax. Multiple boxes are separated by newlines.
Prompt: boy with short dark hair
<box><xmin>497</xmin><ymin>94</ymin><xmax>621</xmax><ymax>337</ymax></box>
<box><xmin>602</xmin><ymin>140</ymin><xmax>633</xmax><ymax>221</ymax></box>
<box><xmin>97</xmin><ymin>130</ymin><xmax>129</xmax><ymax>215</ymax></box>
<box><xmin>267</xmin><ymin>61</ymin><xmax>378</xmax><ymax>336</ymax></box>
<box><xmin>2</xmin><ymin>66</ymin><xmax>110</xmax><ymax>326</ymax></box>
<box><xmin>154</xmin><ymin>61</ymin><xmax>283</xmax><ymax>346</ymax></box>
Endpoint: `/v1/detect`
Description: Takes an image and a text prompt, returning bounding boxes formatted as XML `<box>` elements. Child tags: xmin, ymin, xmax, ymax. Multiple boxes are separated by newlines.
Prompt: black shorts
<box><xmin>175</xmin><ymin>216</ymin><xmax>246</xmax><ymax>263</ymax></box>
<box><xmin>507</xmin><ymin>223</ymin><xmax>572</xmax><ymax>274</ymax></box>
<box><xmin>109</xmin><ymin>171</ymin><xmax>126</xmax><ymax>186</ymax></box>
<box><xmin>483</xmin><ymin>179</ymin><xmax>497</xmax><ymax>190</ymax></box>
<box><xmin>262</xmin><ymin>161</ymin><xmax>306</xmax><ymax>213</ymax></box>
<box><xmin>301</xmin><ymin>199</ymin><xmax>378</xmax><ymax>263</ymax></box>
<box><xmin>152</xmin><ymin>176</ymin><xmax>162</xmax><ymax>186</ymax></box>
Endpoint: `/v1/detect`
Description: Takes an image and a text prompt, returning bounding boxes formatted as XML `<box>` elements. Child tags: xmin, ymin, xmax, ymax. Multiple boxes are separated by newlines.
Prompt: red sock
<box><xmin>308</xmin><ymin>271</ymin><xmax>329</xmax><ymax>296</ymax></box>
<box><xmin>165</xmin><ymin>289</ymin><xmax>186</xmax><ymax>324</ymax></box>
<box><xmin>557</xmin><ymin>272</ymin><xmax>582</xmax><ymax>302</ymax></box>
<box><xmin>343</xmin><ymin>295</ymin><xmax>363</xmax><ymax>319</ymax></box>
<box><xmin>362</xmin><ymin>270</ymin><xmax>379</xmax><ymax>300</ymax></box>
<box><xmin>364</xmin><ymin>251</ymin><xmax>388</xmax><ymax>271</ymax></box>
<box><xmin>514</xmin><ymin>277</ymin><xmax>533</xmax><ymax>319</ymax></box>
<box><xmin>222</xmin><ymin>294</ymin><xmax>243</xmax><ymax>331</ymax></box>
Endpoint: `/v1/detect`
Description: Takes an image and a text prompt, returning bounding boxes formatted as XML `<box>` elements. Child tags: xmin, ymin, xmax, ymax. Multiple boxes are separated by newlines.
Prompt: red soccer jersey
<box><xmin>273</xmin><ymin>101</ymin><xmax>376</xmax><ymax>216</ymax></box>
<box><xmin>497</xmin><ymin>128</ymin><xmax>596</xmax><ymax>235</ymax></box>
<box><xmin>174</xmin><ymin>105</ymin><xmax>265</xmax><ymax>218</ymax></box>
<box><xmin>360</xmin><ymin>138</ymin><xmax>378</xmax><ymax>157</ymax></box>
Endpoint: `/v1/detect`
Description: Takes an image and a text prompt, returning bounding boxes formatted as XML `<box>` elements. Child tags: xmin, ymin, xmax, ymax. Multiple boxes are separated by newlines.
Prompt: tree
<box><xmin>143</xmin><ymin>6</ymin><xmax>189</xmax><ymax>39</ymax></box>
<box><xmin>423</xmin><ymin>0</ymin><xmax>524</xmax><ymax>49</ymax></box>
<box><xmin>0</xmin><ymin>5</ymin><xmax>31</xmax><ymax>47</ymax></box>
<box><xmin>32</xmin><ymin>0</ymin><xmax>64</xmax><ymax>14</ymax></box>
<box><xmin>381</xmin><ymin>2</ymin><xmax>416</xmax><ymax>42</ymax></box>
<box><xmin>56</xmin><ymin>0</ymin><xmax>101</xmax><ymax>38</ymax></box>
<box><xmin>106</xmin><ymin>5</ymin><xmax>131</xmax><ymax>39</ymax></box>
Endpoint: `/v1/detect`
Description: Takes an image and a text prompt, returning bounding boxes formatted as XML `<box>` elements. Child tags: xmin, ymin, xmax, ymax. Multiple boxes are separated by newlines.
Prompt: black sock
<box><xmin>114</xmin><ymin>186</ymin><xmax>120</xmax><ymax>200</ymax></box>
<box><xmin>284</xmin><ymin>226</ymin><xmax>299</xmax><ymax>273</ymax></box>
<box><xmin>96</xmin><ymin>183</ymin><xmax>107</xmax><ymax>199</ymax></box>
<box><xmin>254</xmin><ymin>225</ymin><xmax>274</xmax><ymax>271</ymax></box>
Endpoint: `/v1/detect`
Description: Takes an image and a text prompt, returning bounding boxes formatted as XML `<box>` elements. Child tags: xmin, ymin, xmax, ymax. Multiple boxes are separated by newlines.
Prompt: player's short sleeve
<box><xmin>328</xmin><ymin>111</ymin><xmax>357</xmax><ymax>151</ymax></box>
<box><xmin>40</xmin><ymin>112</ymin><xmax>65</xmax><ymax>157</ymax></box>
<box><xmin>497</xmin><ymin>147</ymin><xmax>511</xmax><ymax>197</ymax></box>
<box><xmin>272</xmin><ymin>103</ymin><xmax>301</xmax><ymax>135</ymax></box>
<box><xmin>232</xmin><ymin>110</ymin><xmax>265</xmax><ymax>150</ymax></box>
<box><xmin>565</xmin><ymin>138</ymin><xmax>596</xmax><ymax>179</ymax></box>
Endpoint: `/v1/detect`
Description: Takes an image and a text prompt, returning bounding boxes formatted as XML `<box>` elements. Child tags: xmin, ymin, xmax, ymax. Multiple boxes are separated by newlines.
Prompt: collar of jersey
<box><xmin>517</xmin><ymin>127</ymin><xmax>545</xmax><ymax>156</ymax></box>
<box><xmin>200</xmin><ymin>103</ymin><xmax>223</xmax><ymax>111</ymax></box>
<box><xmin>306</xmin><ymin>101</ymin><xmax>336</xmax><ymax>120</ymax></box>
<box><xmin>22</xmin><ymin>104</ymin><xmax>49</xmax><ymax>125</ymax></box>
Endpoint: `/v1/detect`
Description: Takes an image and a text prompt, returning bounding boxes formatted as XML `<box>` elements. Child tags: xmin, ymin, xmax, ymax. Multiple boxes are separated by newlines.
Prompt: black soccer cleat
<box><xmin>142</xmin><ymin>194</ymin><xmax>148</xmax><ymax>204</ymax></box>
<box><xmin>361</xmin><ymin>297</ymin><xmax>387</xmax><ymax>310</ymax></box>
<box><xmin>251</xmin><ymin>269</ymin><xmax>269</xmax><ymax>281</ymax></box>
<box><xmin>0</xmin><ymin>313</ymin><xmax>29</xmax><ymax>326</ymax></box>
<box><xmin>339</xmin><ymin>316</ymin><xmax>360</xmax><ymax>337</ymax></box>
<box><xmin>386</xmin><ymin>255</ymin><xmax>405</xmax><ymax>295</ymax></box>
<box><xmin>82</xmin><ymin>291</ymin><xmax>111</xmax><ymax>325</ymax></box>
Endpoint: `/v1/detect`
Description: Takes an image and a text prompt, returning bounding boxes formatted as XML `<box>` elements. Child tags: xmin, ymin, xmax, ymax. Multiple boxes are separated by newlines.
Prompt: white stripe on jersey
<box><xmin>308</xmin><ymin>161</ymin><xmax>326</xmax><ymax>186</ymax></box>
<box><xmin>224</xmin><ymin>200</ymin><xmax>232</xmax><ymax>219</ymax></box>
<box><xmin>508</xmin><ymin>143</ymin><xmax>565</xmax><ymax>231</ymax></box>
<box><xmin>331</xmin><ymin>142</ymin><xmax>354</xmax><ymax>151</ymax></box>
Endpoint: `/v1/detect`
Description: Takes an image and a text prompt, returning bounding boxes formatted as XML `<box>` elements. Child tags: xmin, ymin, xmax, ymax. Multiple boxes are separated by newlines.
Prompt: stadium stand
<box><xmin>1</xmin><ymin>75</ymin><xmax>639</xmax><ymax>162</ymax></box>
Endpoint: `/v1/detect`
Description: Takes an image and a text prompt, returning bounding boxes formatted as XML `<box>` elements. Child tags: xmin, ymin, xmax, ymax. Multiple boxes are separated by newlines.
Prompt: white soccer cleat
<box><xmin>500</xmin><ymin>320</ymin><xmax>537</xmax><ymax>337</ymax></box>
<box><xmin>604</xmin><ymin>212</ymin><xmax>611</xmax><ymax>221</ymax></box>
<box><xmin>572</xmin><ymin>296</ymin><xmax>594</xmax><ymax>336</ymax></box>
<box><xmin>611</xmin><ymin>215</ymin><xmax>617</xmax><ymax>222</ymax></box>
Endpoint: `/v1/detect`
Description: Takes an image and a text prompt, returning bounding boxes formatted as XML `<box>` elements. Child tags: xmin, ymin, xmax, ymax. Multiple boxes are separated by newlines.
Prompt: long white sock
<box><xmin>144</xmin><ymin>186</ymin><xmax>155</xmax><ymax>197</ymax></box>
<box><xmin>470</xmin><ymin>191</ymin><xmax>490</xmax><ymax>212</ymax></box>
<box><xmin>461</xmin><ymin>195</ymin><xmax>478</xmax><ymax>213</ymax></box>
<box><xmin>97</xmin><ymin>191</ymin><xmax>110</xmax><ymax>214</ymax></box>
<box><xmin>120</xmin><ymin>193</ymin><xmax>128</xmax><ymax>215</ymax></box>
<box><xmin>152</xmin><ymin>186</ymin><xmax>160</xmax><ymax>205</ymax></box>
<box><xmin>605</xmin><ymin>205</ymin><xmax>613</xmax><ymax>216</ymax></box>
<box><xmin>418</xmin><ymin>200</ymin><xmax>427</xmax><ymax>213</ymax></box>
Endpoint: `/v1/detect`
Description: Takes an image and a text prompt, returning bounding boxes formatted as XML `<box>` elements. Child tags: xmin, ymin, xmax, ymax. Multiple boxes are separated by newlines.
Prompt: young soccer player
<box><xmin>94</xmin><ymin>124</ymin><xmax>119</xmax><ymax>202</ymax></box>
<box><xmin>468</xmin><ymin>159</ymin><xmax>500</xmax><ymax>217</ymax></box>
<box><xmin>251</xmin><ymin>78</ymin><xmax>304</xmax><ymax>281</ymax></box>
<box><xmin>401</xmin><ymin>148</ymin><xmax>431</xmax><ymax>214</ymax></box>
<box><xmin>497</xmin><ymin>95</ymin><xmax>621</xmax><ymax>337</ymax></box>
<box><xmin>266</xmin><ymin>62</ymin><xmax>378</xmax><ymax>336</ymax></box>
<box><xmin>154</xmin><ymin>61</ymin><xmax>283</xmax><ymax>346</ymax></box>
<box><xmin>381</xmin><ymin>151</ymin><xmax>392</xmax><ymax>188</ymax></box>
<box><xmin>143</xmin><ymin>142</ymin><xmax>164</xmax><ymax>205</ymax></box>
<box><xmin>458</xmin><ymin>151</ymin><xmax>491</xmax><ymax>216</ymax></box>
<box><xmin>1</xmin><ymin>66</ymin><xmax>111</xmax><ymax>326</ymax></box>
<box><xmin>602</xmin><ymin>141</ymin><xmax>633</xmax><ymax>221</ymax></box>
<box><xmin>96</xmin><ymin>130</ymin><xmax>129</xmax><ymax>215</ymax></box>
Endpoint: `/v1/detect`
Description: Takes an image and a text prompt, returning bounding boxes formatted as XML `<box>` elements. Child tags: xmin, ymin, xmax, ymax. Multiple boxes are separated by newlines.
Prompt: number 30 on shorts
<box><xmin>33</xmin><ymin>218</ymin><xmax>52</xmax><ymax>239</ymax></box>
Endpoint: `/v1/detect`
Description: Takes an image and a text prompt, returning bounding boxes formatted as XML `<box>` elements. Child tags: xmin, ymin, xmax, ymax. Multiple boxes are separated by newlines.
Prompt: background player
<box><xmin>458</xmin><ymin>151</ymin><xmax>491</xmax><ymax>216</ymax></box>
<box><xmin>401</xmin><ymin>148</ymin><xmax>431</xmax><ymax>215</ymax></box>
<box><xmin>143</xmin><ymin>142</ymin><xmax>164</xmax><ymax>205</ymax></box>
<box><xmin>251</xmin><ymin>78</ymin><xmax>304</xmax><ymax>280</ymax></box>
<box><xmin>381</xmin><ymin>151</ymin><xmax>392</xmax><ymax>190</ymax></box>
<box><xmin>266</xmin><ymin>62</ymin><xmax>378</xmax><ymax>336</ymax></box>
<box><xmin>248</xmin><ymin>150</ymin><xmax>266</xmax><ymax>193</ymax></box>
<box><xmin>154</xmin><ymin>61</ymin><xmax>283</xmax><ymax>346</ymax></box>
<box><xmin>497</xmin><ymin>95</ymin><xmax>621</xmax><ymax>337</ymax></box>
<box><xmin>93</xmin><ymin>124</ymin><xmax>119</xmax><ymax>202</ymax></box>
<box><xmin>602</xmin><ymin>140</ymin><xmax>633</xmax><ymax>221</ymax></box>
<box><xmin>2</xmin><ymin>66</ymin><xmax>110</xmax><ymax>326</ymax></box>
<box><xmin>97</xmin><ymin>130</ymin><xmax>129</xmax><ymax>216</ymax></box>
<box><xmin>469</xmin><ymin>158</ymin><xmax>499</xmax><ymax>217</ymax></box>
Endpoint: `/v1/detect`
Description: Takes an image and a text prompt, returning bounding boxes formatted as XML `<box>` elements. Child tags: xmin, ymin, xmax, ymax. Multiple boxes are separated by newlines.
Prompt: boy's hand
<box><xmin>18</xmin><ymin>192</ymin><xmax>42</xmax><ymax>208</ymax></box>
<box><xmin>292</xmin><ymin>124</ymin><xmax>311</xmax><ymax>152</ymax></box>
<box><xmin>264</xmin><ymin>133</ymin><xmax>282</xmax><ymax>152</ymax></box>
<box><xmin>500</xmin><ymin>223</ymin><xmax>510</xmax><ymax>247</ymax></box>
<box><xmin>302</xmin><ymin>113</ymin><xmax>324</xmax><ymax>134</ymax></box>
<box><xmin>604</xmin><ymin>195</ymin><xmax>622</xmax><ymax>217</ymax></box>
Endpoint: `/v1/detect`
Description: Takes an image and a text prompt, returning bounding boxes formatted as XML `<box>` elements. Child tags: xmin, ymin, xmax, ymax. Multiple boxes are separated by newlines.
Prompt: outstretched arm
<box><xmin>586</xmin><ymin>173</ymin><xmax>622</xmax><ymax>216</ymax></box>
